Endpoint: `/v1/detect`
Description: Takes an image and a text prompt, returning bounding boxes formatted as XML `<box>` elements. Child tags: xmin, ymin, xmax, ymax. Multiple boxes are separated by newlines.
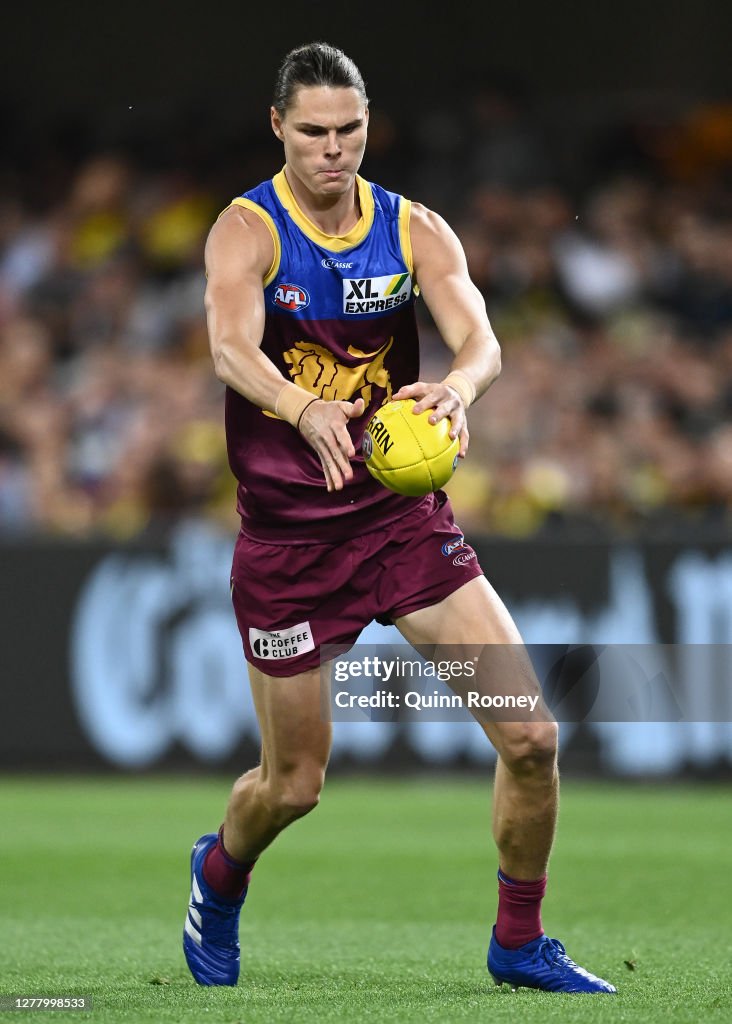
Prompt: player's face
<box><xmin>271</xmin><ymin>86</ymin><xmax>369</xmax><ymax>199</ymax></box>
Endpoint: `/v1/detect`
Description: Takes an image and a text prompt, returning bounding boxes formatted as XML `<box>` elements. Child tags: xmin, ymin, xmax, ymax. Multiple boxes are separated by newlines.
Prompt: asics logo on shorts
<box><xmin>249</xmin><ymin>622</ymin><xmax>315</xmax><ymax>660</ymax></box>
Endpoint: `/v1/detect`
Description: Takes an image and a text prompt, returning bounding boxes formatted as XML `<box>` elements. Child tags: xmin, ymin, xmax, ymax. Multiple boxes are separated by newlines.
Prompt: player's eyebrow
<box><xmin>294</xmin><ymin>119</ymin><xmax>364</xmax><ymax>132</ymax></box>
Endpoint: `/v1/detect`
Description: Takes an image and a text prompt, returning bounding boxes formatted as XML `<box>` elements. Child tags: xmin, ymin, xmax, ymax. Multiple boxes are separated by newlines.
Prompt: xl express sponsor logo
<box><xmin>343</xmin><ymin>273</ymin><xmax>411</xmax><ymax>314</ymax></box>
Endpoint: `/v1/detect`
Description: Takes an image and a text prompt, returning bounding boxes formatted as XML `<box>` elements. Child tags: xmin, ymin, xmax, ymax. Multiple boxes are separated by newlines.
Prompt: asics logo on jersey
<box><xmin>274</xmin><ymin>283</ymin><xmax>310</xmax><ymax>311</ymax></box>
<box><xmin>321</xmin><ymin>258</ymin><xmax>353</xmax><ymax>269</ymax></box>
<box><xmin>343</xmin><ymin>274</ymin><xmax>412</xmax><ymax>314</ymax></box>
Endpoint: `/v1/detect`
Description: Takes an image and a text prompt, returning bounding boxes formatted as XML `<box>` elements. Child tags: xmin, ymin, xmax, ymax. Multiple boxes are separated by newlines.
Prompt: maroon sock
<box><xmin>495</xmin><ymin>869</ymin><xmax>547</xmax><ymax>949</ymax></box>
<box><xmin>202</xmin><ymin>827</ymin><xmax>256</xmax><ymax>901</ymax></box>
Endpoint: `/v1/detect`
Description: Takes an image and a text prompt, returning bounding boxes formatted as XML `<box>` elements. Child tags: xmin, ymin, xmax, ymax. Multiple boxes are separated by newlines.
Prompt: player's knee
<box><xmin>500</xmin><ymin>721</ymin><xmax>558</xmax><ymax>779</ymax></box>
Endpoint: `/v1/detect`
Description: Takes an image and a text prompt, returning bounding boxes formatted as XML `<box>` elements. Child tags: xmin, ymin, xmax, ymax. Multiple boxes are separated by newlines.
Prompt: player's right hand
<box><xmin>299</xmin><ymin>397</ymin><xmax>366</xmax><ymax>492</ymax></box>
<box><xmin>394</xmin><ymin>381</ymin><xmax>470</xmax><ymax>458</ymax></box>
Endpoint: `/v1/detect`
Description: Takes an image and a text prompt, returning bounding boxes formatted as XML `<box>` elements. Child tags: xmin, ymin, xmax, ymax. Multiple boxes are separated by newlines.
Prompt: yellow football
<box><xmin>362</xmin><ymin>399</ymin><xmax>460</xmax><ymax>496</ymax></box>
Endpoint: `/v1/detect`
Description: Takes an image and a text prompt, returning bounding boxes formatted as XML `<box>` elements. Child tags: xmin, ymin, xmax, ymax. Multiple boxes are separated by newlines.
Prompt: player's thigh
<box><xmin>394</xmin><ymin>575</ymin><xmax>522</xmax><ymax>646</ymax></box>
<box><xmin>395</xmin><ymin>576</ymin><xmax>555</xmax><ymax>753</ymax></box>
<box><xmin>248</xmin><ymin>663</ymin><xmax>332</xmax><ymax>777</ymax></box>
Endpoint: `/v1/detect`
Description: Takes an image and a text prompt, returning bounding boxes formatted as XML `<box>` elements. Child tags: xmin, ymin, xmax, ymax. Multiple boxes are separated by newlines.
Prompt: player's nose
<box><xmin>324</xmin><ymin>131</ymin><xmax>341</xmax><ymax>156</ymax></box>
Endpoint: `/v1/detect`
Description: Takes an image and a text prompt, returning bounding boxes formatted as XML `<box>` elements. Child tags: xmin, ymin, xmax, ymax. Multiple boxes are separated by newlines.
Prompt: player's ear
<box><xmin>271</xmin><ymin>106</ymin><xmax>285</xmax><ymax>142</ymax></box>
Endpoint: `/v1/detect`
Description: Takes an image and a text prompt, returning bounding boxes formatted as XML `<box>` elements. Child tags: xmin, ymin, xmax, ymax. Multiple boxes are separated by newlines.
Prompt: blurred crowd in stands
<box><xmin>2</xmin><ymin>89</ymin><xmax>732</xmax><ymax>538</ymax></box>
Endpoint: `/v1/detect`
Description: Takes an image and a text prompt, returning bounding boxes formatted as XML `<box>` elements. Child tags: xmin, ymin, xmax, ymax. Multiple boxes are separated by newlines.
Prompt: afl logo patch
<box><xmin>274</xmin><ymin>283</ymin><xmax>310</xmax><ymax>311</ymax></box>
<box><xmin>441</xmin><ymin>535</ymin><xmax>466</xmax><ymax>556</ymax></box>
<box><xmin>362</xmin><ymin>432</ymin><xmax>373</xmax><ymax>460</ymax></box>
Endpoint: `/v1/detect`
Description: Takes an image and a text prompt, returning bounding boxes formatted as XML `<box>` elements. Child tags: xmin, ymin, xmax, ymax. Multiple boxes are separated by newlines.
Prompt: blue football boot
<box><xmin>183</xmin><ymin>833</ymin><xmax>246</xmax><ymax>986</ymax></box>
<box><xmin>488</xmin><ymin>927</ymin><xmax>616</xmax><ymax>993</ymax></box>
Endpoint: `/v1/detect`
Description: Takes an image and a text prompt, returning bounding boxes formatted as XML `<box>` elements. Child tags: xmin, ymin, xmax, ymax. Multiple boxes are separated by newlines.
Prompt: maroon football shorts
<box><xmin>230</xmin><ymin>492</ymin><xmax>484</xmax><ymax>678</ymax></box>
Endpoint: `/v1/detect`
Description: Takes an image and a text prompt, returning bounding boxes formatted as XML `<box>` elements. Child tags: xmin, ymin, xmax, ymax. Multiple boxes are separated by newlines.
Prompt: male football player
<box><xmin>183</xmin><ymin>41</ymin><xmax>615</xmax><ymax>995</ymax></box>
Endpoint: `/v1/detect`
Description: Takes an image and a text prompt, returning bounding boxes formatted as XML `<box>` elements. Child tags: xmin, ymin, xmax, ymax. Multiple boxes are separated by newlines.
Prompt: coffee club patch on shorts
<box><xmin>248</xmin><ymin>622</ymin><xmax>315</xmax><ymax>660</ymax></box>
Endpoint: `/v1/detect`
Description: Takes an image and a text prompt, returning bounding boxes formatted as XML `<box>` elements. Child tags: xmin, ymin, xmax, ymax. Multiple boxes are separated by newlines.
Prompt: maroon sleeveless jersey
<box><xmin>224</xmin><ymin>169</ymin><xmax>428</xmax><ymax>543</ymax></box>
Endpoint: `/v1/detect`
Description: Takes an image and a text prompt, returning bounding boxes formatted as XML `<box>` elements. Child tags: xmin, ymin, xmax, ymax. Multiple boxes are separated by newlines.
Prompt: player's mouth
<box><xmin>320</xmin><ymin>169</ymin><xmax>345</xmax><ymax>178</ymax></box>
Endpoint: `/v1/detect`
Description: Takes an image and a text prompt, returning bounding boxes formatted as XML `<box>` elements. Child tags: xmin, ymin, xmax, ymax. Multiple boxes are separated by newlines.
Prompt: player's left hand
<box><xmin>299</xmin><ymin>396</ymin><xmax>366</xmax><ymax>492</ymax></box>
<box><xmin>393</xmin><ymin>381</ymin><xmax>469</xmax><ymax>458</ymax></box>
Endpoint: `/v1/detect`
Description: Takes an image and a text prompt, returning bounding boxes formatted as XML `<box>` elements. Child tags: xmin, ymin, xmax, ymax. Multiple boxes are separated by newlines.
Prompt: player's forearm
<box><xmin>444</xmin><ymin>328</ymin><xmax>502</xmax><ymax>406</ymax></box>
<box><xmin>212</xmin><ymin>337</ymin><xmax>281</xmax><ymax>411</ymax></box>
<box><xmin>212</xmin><ymin>339</ymin><xmax>314</xmax><ymax>428</ymax></box>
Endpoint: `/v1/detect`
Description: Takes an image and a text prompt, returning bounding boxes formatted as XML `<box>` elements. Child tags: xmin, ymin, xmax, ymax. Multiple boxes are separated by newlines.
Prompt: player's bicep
<box><xmin>205</xmin><ymin>270</ymin><xmax>267</xmax><ymax>353</ymax></box>
<box><xmin>204</xmin><ymin>209</ymin><xmax>272</xmax><ymax>355</ymax></box>
<box><xmin>411</xmin><ymin>206</ymin><xmax>490</xmax><ymax>353</ymax></box>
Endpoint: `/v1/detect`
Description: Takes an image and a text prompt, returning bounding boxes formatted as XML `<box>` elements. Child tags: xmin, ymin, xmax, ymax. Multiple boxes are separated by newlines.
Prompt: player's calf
<box><xmin>227</xmin><ymin>763</ymin><xmax>325</xmax><ymax>838</ymax></box>
<box><xmin>491</xmin><ymin>722</ymin><xmax>559</xmax><ymax>881</ymax></box>
<box><xmin>257</xmin><ymin>768</ymin><xmax>324</xmax><ymax>827</ymax></box>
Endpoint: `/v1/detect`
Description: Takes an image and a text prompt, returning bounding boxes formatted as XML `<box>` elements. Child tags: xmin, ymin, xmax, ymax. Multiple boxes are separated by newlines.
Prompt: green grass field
<box><xmin>2</xmin><ymin>777</ymin><xmax>731</xmax><ymax>1023</ymax></box>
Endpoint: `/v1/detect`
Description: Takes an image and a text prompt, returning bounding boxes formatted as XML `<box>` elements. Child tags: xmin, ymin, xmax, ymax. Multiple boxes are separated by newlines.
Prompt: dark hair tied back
<box><xmin>273</xmin><ymin>42</ymin><xmax>368</xmax><ymax>115</ymax></box>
